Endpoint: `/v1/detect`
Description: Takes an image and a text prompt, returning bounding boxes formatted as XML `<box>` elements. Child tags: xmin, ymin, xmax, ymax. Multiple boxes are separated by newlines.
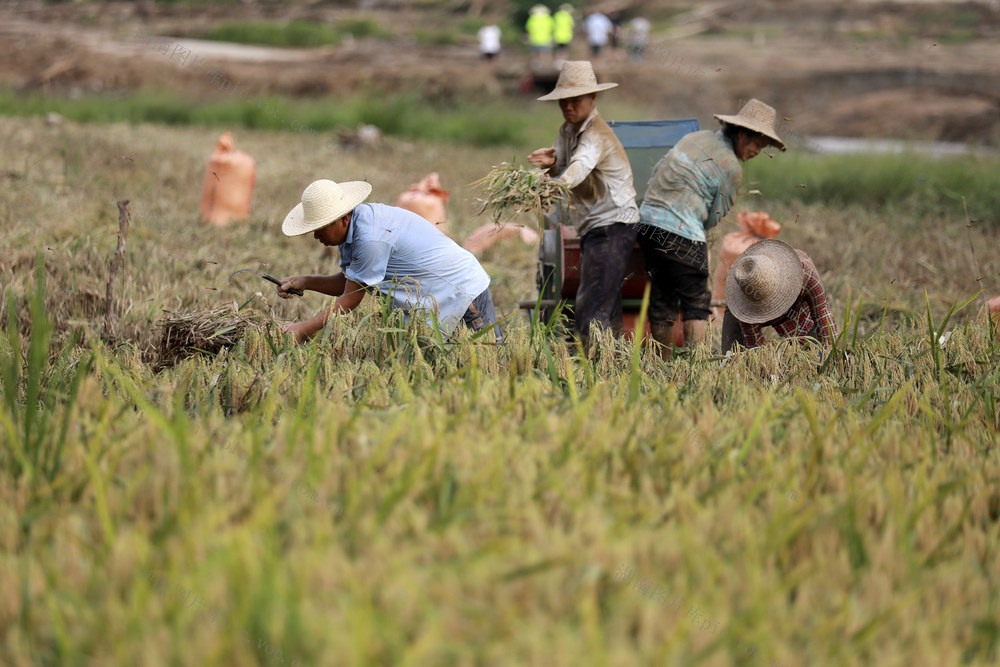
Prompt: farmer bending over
<box><xmin>637</xmin><ymin>98</ymin><xmax>785</xmax><ymax>358</ymax></box>
<box><xmin>721</xmin><ymin>239</ymin><xmax>837</xmax><ymax>351</ymax></box>
<box><xmin>278</xmin><ymin>179</ymin><xmax>502</xmax><ymax>344</ymax></box>
<box><xmin>527</xmin><ymin>60</ymin><xmax>639</xmax><ymax>347</ymax></box>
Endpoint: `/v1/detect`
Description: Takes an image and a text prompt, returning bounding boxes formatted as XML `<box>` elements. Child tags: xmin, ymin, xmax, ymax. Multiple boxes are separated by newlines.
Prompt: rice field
<box><xmin>1</xmin><ymin>115</ymin><xmax>999</xmax><ymax>667</ymax></box>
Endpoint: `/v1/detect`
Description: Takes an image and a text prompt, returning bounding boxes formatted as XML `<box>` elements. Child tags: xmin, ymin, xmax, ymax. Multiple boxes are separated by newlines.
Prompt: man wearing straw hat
<box><xmin>636</xmin><ymin>98</ymin><xmax>786</xmax><ymax>358</ymax></box>
<box><xmin>276</xmin><ymin>179</ymin><xmax>502</xmax><ymax>344</ymax></box>
<box><xmin>722</xmin><ymin>239</ymin><xmax>838</xmax><ymax>351</ymax></box>
<box><xmin>527</xmin><ymin>60</ymin><xmax>639</xmax><ymax>346</ymax></box>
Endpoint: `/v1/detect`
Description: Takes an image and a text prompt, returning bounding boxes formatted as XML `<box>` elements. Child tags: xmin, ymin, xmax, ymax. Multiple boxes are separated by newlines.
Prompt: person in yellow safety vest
<box><xmin>553</xmin><ymin>4</ymin><xmax>574</xmax><ymax>63</ymax></box>
<box><xmin>526</xmin><ymin>4</ymin><xmax>554</xmax><ymax>57</ymax></box>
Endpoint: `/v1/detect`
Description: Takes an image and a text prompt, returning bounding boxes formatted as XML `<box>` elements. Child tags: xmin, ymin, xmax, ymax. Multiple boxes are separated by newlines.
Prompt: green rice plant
<box><xmin>0</xmin><ymin>257</ymin><xmax>93</xmax><ymax>484</ymax></box>
<box><xmin>923</xmin><ymin>290</ymin><xmax>981</xmax><ymax>381</ymax></box>
<box><xmin>4</xmin><ymin>117</ymin><xmax>1000</xmax><ymax>666</ymax></box>
<box><xmin>627</xmin><ymin>284</ymin><xmax>651</xmax><ymax>402</ymax></box>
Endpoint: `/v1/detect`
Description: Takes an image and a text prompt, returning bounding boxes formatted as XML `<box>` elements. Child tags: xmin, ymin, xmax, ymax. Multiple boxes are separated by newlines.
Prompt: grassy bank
<box><xmin>200</xmin><ymin>18</ymin><xmax>394</xmax><ymax>47</ymax></box>
<box><xmin>195</xmin><ymin>17</ymin><xmax>525</xmax><ymax>51</ymax></box>
<box><xmin>744</xmin><ymin>151</ymin><xmax>1000</xmax><ymax>226</ymax></box>
<box><xmin>0</xmin><ymin>88</ymin><xmax>560</xmax><ymax>149</ymax></box>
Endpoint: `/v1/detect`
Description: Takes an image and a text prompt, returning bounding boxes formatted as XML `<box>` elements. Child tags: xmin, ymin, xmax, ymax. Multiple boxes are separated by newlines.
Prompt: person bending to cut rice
<box><xmin>527</xmin><ymin>60</ymin><xmax>639</xmax><ymax>346</ymax></box>
<box><xmin>277</xmin><ymin>178</ymin><xmax>502</xmax><ymax>344</ymax></box>
<box><xmin>721</xmin><ymin>239</ymin><xmax>837</xmax><ymax>351</ymax></box>
<box><xmin>637</xmin><ymin>98</ymin><xmax>786</xmax><ymax>358</ymax></box>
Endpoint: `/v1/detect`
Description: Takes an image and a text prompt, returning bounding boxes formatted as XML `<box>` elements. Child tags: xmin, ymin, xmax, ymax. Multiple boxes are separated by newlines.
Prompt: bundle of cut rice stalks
<box><xmin>155</xmin><ymin>304</ymin><xmax>275</xmax><ymax>370</ymax></box>
<box><xmin>473</xmin><ymin>162</ymin><xmax>570</xmax><ymax>225</ymax></box>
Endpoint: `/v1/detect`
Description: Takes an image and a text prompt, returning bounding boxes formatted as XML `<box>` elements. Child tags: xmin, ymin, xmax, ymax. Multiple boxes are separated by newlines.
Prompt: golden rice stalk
<box><xmin>155</xmin><ymin>304</ymin><xmax>273</xmax><ymax>370</ymax></box>
<box><xmin>473</xmin><ymin>162</ymin><xmax>570</xmax><ymax>225</ymax></box>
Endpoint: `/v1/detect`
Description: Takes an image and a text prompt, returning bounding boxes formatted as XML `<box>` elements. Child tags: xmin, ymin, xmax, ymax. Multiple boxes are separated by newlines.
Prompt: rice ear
<box><xmin>473</xmin><ymin>162</ymin><xmax>570</xmax><ymax>226</ymax></box>
<box><xmin>155</xmin><ymin>304</ymin><xmax>273</xmax><ymax>370</ymax></box>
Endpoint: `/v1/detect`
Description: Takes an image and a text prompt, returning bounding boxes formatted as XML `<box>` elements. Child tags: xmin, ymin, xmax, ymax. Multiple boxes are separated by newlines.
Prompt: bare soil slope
<box><xmin>1</xmin><ymin>0</ymin><xmax>998</xmax><ymax>146</ymax></box>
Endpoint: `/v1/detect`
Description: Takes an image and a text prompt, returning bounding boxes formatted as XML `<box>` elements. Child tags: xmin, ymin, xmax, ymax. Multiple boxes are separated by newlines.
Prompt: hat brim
<box><xmin>281</xmin><ymin>181</ymin><xmax>372</xmax><ymax>236</ymax></box>
<box><xmin>725</xmin><ymin>239</ymin><xmax>803</xmax><ymax>324</ymax></box>
<box><xmin>537</xmin><ymin>82</ymin><xmax>618</xmax><ymax>101</ymax></box>
<box><xmin>714</xmin><ymin>113</ymin><xmax>787</xmax><ymax>152</ymax></box>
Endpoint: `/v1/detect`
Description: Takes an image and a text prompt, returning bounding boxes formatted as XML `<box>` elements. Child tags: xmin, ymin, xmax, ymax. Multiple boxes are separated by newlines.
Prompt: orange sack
<box><xmin>989</xmin><ymin>295</ymin><xmax>1000</xmax><ymax>318</ymax></box>
<box><xmin>712</xmin><ymin>211</ymin><xmax>781</xmax><ymax>320</ymax></box>
<box><xmin>462</xmin><ymin>224</ymin><xmax>539</xmax><ymax>255</ymax></box>
<box><xmin>200</xmin><ymin>131</ymin><xmax>256</xmax><ymax>226</ymax></box>
<box><xmin>396</xmin><ymin>172</ymin><xmax>449</xmax><ymax>233</ymax></box>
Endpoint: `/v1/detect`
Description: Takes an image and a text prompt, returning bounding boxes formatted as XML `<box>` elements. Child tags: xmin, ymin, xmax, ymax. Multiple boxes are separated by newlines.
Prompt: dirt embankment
<box><xmin>2</xmin><ymin>0</ymin><xmax>998</xmax><ymax>146</ymax></box>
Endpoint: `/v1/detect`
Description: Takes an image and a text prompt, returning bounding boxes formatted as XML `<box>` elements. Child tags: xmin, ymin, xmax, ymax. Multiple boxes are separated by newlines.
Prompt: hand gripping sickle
<box><xmin>227</xmin><ymin>268</ymin><xmax>303</xmax><ymax>296</ymax></box>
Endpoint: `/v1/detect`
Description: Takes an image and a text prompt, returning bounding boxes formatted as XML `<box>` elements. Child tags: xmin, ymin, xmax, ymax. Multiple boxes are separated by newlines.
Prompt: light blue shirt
<box><xmin>339</xmin><ymin>203</ymin><xmax>491</xmax><ymax>333</ymax></box>
<box><xmin>638</xmin><ymin>130</ymin><xmax>743</xmax><ymax>243</ymax></box>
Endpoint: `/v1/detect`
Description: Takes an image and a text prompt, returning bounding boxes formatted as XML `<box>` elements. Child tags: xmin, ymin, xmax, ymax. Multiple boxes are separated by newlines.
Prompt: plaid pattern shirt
<box><xmin>739</xmin><ymin>250</ymin><xmax>837</xmax><ymax>348</ymax></box>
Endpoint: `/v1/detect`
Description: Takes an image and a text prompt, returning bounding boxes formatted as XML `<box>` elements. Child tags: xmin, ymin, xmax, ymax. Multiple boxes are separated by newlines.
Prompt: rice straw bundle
<box><xmin>473</xmin><ymin>162</ymin><xmax>570</xmax><ymax>225</ymax></box>
<box><xmin>155</xmin><ymin>304</ymin><xmax>273</xmax><ymax>369</ymax></box>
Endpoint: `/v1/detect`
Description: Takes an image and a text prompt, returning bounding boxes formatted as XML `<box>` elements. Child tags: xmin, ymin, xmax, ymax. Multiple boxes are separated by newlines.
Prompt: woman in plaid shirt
<box><xmin>637</xmin><ymin>98</ymin><xmax>786</xmax><ymax>357</ymax></box>
<box><xmin>721</xmin><ymin>239</ymin><xmax>837</xmax><ymax>351</ymax></box>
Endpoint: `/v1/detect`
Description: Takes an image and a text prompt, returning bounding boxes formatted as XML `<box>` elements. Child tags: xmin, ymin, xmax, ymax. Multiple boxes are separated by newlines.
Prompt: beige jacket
<box><xmin>550</xmin><ymin>109</ymin><xmax>638</xmax><ymax>236</ymax></box>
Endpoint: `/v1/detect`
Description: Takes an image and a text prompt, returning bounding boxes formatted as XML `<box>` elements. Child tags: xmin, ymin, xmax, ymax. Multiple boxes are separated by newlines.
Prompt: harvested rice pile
<box><xmin>156</xmin><ymin>304</ymin><xmax>273</xmax><ymax>370</ymax></box>
<box><xmin>474</xmin><ymin>162</ymin><xmax>571</xmax><ymax>225</ymax></box>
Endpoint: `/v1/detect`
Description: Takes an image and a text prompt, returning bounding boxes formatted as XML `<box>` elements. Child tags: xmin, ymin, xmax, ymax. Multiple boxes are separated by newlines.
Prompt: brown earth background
<box><xmin>2</xmin><ymin>0</ymin><xmax>999</xmax><ymax>147</ymax></box>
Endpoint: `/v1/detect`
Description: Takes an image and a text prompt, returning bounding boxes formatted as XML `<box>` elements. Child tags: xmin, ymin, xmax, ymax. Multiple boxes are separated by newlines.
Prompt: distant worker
<box><xmin>608</xmin><ymin>10</ymin><xmax>625</xmax><ymax>53</ymax></box>
<box><xmin>478</xmin><ymin>23</ymin><xmax>501</xmax><ymax>60</ymax></box>
<box><xmin>526</xmin><ymin>4</ymin><xmax>554</xmax><ymax>64</ymax></box>
<box><xmin>553</xmin><ymin>4</ymin><xmax>575</xmax><ymax>66</ymax></box>
<box><xmin>584</xmin><ymin>11</ymin><xmax>613</xmax><ymax>58</ymax></box>
<box><xmin>721</xmin><ymin>240</ymin><xmax>838</xmax><ymax>351</ymax></box>
<box><xmin>636</xmin><ymin>99</ymin><xmax>786</xmax><ymax>358</ymax></box>
<box><xmin>527</xmin><ymin>61</ymin><xmax>638</xmax><ymax>347</ymax></box>
<box><xmin>627</xmin><ymin>16</ymin><xmax>651</xmax><ymax>61</ymax></box>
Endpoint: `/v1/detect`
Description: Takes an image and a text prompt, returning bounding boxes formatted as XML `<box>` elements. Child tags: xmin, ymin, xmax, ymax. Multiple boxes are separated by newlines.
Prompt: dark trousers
<box><xmin>575</xmin><ymin>222</ymin><xmax>638</xmax><ymax>340</ymax></box>
<box><xmin>461</xmin><ymin>288</ymin><xmax>503</xmax><ymax>343</ymax></box>
<box><xmin>721</xmin><ymin>308</ymin><xmax>744</xmax><ymax>353</ymax></box>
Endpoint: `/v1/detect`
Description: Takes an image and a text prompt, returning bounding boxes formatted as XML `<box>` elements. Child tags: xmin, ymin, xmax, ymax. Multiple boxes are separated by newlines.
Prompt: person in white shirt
<box><xmin>478</xmin><ymin>24</ymin><xmax>501</xmax><ymax>60</ymax></box>
<box><xmin>627</xmin><ymin>16</ymin><xmax>650</xmax><ymax>61</ymax></box>
<box><xmin>584</xmin><ymin>12</ymin><xmax>613</xmax><ymax>58</ymax></box>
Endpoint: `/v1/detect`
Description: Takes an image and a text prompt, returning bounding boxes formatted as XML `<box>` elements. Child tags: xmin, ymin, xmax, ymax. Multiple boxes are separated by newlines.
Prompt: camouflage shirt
<box><xmin>639</xmin><ymin>130</ymin><xmax>742</xmax><ymax>243</ymax></box>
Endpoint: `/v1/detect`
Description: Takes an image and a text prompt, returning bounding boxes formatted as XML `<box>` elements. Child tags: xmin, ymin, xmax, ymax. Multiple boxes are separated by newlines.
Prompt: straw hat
<box><xmin>725</xmin><ymin>239</ymin><xmax>804</xmax><ymax>323</ymax></box>
<box><xmin>714</xmin><ymin>99</ymin><xmax>787</xmax><ymax>152</ymax></box>
<box><xmin>537</xmin><ymin>61</ymin><xmax>618</xmax><ymax>101</ymax></box>
<box><xmin>282</xmin><ymin>179</ymin><xmax>372</xmax><ymax>236</ymax></box>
